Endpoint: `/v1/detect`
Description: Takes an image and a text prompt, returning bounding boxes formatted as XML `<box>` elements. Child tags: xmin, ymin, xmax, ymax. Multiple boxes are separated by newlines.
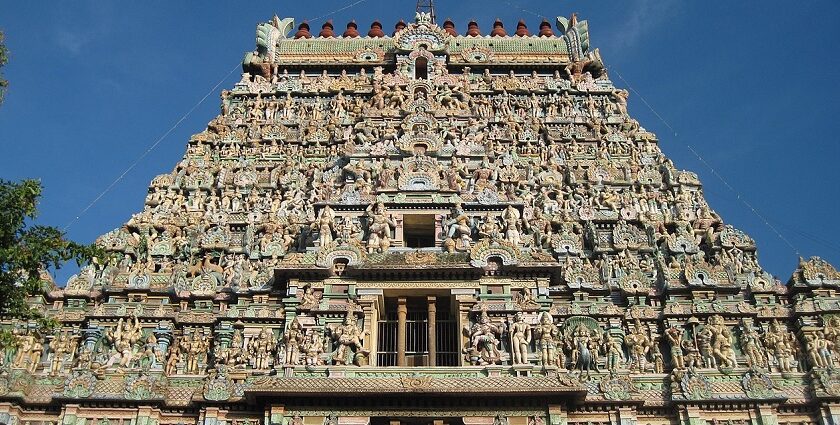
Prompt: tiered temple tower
<box><xmin>2</xmin><ymin>10</ymin><xmax>840</xmax><ymax>425</ymax></box>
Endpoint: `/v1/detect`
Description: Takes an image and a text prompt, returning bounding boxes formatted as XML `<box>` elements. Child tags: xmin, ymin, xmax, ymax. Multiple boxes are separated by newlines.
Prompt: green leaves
<box><xmin>0</xmin><ymin>30</ymin><xmax>7</xmax><ymax>103</ymax></box>
<box><xmin>0</xmin><ymin>179</ymin><xmax>97</xmax><ymax>319</ymax></box>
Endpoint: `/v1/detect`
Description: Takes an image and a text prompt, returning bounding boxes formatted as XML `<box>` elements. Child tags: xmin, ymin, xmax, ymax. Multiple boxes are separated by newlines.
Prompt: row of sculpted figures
<box><xmin>7</xmin><ymin>307</ymin><xmax>840</xmax><ymax>378</ymax></box>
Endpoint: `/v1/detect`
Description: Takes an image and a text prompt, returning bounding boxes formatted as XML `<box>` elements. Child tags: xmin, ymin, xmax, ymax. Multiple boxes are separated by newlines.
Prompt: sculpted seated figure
<box><xmin>464</xmin><ymin>309</ymin><xmax>502</xmax><ymax>365</ymax></box>
<box><xmin>329</xmin><ymin>312</ymin><xmax>369</xmax><ymax>366</ymax></box>
<box><xmin>365</xmin><ymin>202</ymin><xmax>396</xmax><ymax>253</ymax></box>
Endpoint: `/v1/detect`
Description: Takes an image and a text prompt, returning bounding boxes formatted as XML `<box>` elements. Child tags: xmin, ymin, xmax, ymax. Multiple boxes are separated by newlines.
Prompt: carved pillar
<box><xmin>753</xmin><ymin>405</ymin><xmax>779</xmax><ymax>425</ymax></box>
<box><xmin>397</xmin><ymin>297</ymin><xmax>407</xmax><ymax>366</ymax></box>
<box><xmin>677</xmin><ymin>406</ymin><xmax>704</xmax><ymax>425</ymax></box>
<box><xmin>615</xmin><ymin>407</ymin><xmax>637</xmax><ymax>425</ymax></box>
<box><xmin>818</xmin><ymin>403</ymin><xmax>840</xmax><ymax>425</ymax></box>
<box><xmin>547</xmin><ymin>405</ymin><xmax>568</xmax><ymax>425</ymax></box>
<box><xmin>266</xmin><ymin>405</ymin><xmax>285</xmax><ymax>425</ymax></box>
<box><xmin>427</xmin><ymin>296</ymin><xmax>437</xmax><ymax>367</ymax></box>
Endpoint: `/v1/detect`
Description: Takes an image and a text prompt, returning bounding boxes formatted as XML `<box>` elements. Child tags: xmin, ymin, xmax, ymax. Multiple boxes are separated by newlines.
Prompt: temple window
<box><xmin>403</xmin><ymin>214</ymin><xmax>436</xmax><ymax>248</ymax></box>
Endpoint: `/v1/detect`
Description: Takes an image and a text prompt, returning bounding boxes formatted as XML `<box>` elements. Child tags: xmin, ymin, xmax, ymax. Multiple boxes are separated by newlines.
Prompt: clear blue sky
<box><xmin>1</xmin><ymin>1</ymin><xmax>838</xmax><ymax>284</ymax></box>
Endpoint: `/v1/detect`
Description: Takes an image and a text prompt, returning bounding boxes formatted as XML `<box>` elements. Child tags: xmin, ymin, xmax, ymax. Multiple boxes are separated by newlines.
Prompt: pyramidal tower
<box><xmin>3</xmin><ymin>11</ymin><xmax>840</xmax><ymax>425</ymax></box>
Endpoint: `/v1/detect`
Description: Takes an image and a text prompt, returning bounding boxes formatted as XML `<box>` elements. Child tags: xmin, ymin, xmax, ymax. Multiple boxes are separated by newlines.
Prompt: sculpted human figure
<box><xmin>625</xmin><ymin>320</ymin><xmax>651</xmax><ymax>372</ymax></box>
<box><xmin>299</xmin><ymin>285</ymin><xmax>320</xmax><ymax>309</ymax></box>
<box><xmin>365</xmin><ymin>202</ymin><xmax>396</xmax><ymax>253</ymax></box>
<box><xmin>181</xmin><ymin>329</ymin><xmax>210</xmax><ymax>374</ymax></box>
<box><xmin>665</xmin><ymin>326</ymin><xmax>685</xmax><ymax>369</ymax></box>
<box><xmin>534</xmin><ymin>312</ymin><xmax>559</xmax><ymax>367</ymax></box>
<box><xmin>605</xmin><ymin>336</ymin><xmax>624</xmax><ymax>372</ymax></box>
<box><xmin>570</xmin><ymin>325</ymin><xmax>599</xmax><ymax>376</ymax></box>
<box><xmin>740</xmin><ymin>321</ymin><xmax>766</xmax><ymax>369</ymax></box>
<box><xmin>443</xmin><ymin>203</ymin><xmax>472</xmax><ymax>253</ymax></box>
<box><xmin>303</xmin><ymin>330</ymin><xmax>324</xmax><ymax>366</ymax></box>
<box><xmin>107</xmin><ymin>315</ymin><xmax>143</xmax><ymax>370</ymax></box>
<box><xmin>465</xmin><ymin>309</ymin><xmax>502</xmax><ymax>365</ymax></box>
<box><xmin>707</xmin><ymin>316</ymin><xmax>737</xmax><ymax>368</ymax></box>
<box><xmin>478</xmin><ymin>213</ymin><xmax>502</xmax><ymax>242</ymax></box>
<box><xmin>283</xmin><ymin>318</ymin><xmax>305</xmax><ymax>365</ymax></box>
<box><xmin>248</xmin><ymin>327</ymin><xmax>277</xmax><ymax>370</ymax></box>
<box><xmin>312</xmin><ymin>205</ymin><xmax>336</xmax><ymax>247</ymax></box>
<box><xmin>165</xmin><ymin>338</ymin><xmax>181</xmax><ymax>376</ymax></box>
<box><xmin>48</xmin><ymin>331</ymin><xmax>75</xmax><ymax>376</ymax></box>
<box><xmin>510</xmin><ymin>312</ymin><xmax>532</xmax><ymax>365</ymax></box>
<box><xmin>330</xmin><ymin>312</ymin><xmax>369</xmax><ymax>366</ymax></box>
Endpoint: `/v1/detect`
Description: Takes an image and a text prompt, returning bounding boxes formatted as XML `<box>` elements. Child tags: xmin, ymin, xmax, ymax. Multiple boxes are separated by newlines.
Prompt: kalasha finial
<box><xmin>294</xmin><ymin>21</ymin><xmax>312</xmax><ymax>39</ymax></box>
<box><xmin>539</xmin><ymin>19</ymin><xmax>554</xmax><ymax>37</ymax></box>
<box><xmin>466</xmin><ymin>20</ymin><xmax>481</xmax><ymax>37</ymax></box>
<box><xmin>490</xmin><ymin>18</ymin><xmax>506</xmax><ymax>37</ymax></box>
<box><xmin>319</xmin><ymin>20</ymin><xmax>335</xmax><ymax>38</ymax></box>
<box><xmin>343</xmin><ymin>21</ymin><xmax>360</xmax><ymax>38</ymax></box>
<box><xmin>368</xmin><ymin>21</ymin><xmax>385</xmax><ymax>38</ymax></box>
<box><xmin>442</xmin><ymin>18</ymin><xmax>457</xmax><ymax>36</ymax></box>
<box><xmin>515</xmin><ymin>20</ymin><xmax>529</xmax><ymax>37</ymax></box>
<box><xmin>393</xmin><ymin>19</ymin><xmax>407</xmax><ymax>36</ymax></box>
<box><xmin>416</xmin><ymin>0</ymin><xmax>437</xmax><ymax>25</ymax></box>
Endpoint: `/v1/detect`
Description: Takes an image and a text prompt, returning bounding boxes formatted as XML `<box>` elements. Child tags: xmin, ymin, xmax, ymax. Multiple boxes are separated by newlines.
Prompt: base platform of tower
<box><xmin>2</xmin><ymin>10</ymin><xmax>840</xmax><ymax>425</ymax></box>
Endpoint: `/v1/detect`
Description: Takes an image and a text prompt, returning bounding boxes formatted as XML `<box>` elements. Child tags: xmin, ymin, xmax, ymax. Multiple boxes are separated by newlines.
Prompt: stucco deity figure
<box><xmin>48</xmin><ymin>331</ymin><xmax>76</xmax><ymax>376</ymax></box>
<box><xmin>707</xmin><ymin>315</ymin><xmax>737</xmax><ymax>368</ymax></box>
<box><xmin>181</xmin><ymin>329</ymin><xmax>210</xmax><ymax>375</ymax></box>
<box><xmin>215</xmin><ymin>330</ymin><xmax>246</xmax><ymax>369</ymax></box>
<box><xmin>464</xmin><ymin>309</ymin><xmax>502</xmax><ymax>366</ymax></box>
<box><xmin>625</xmin><ymin>320</ymin><xmax>651</xmax><ymax>372</ymax></box>
<box><xmin>329</xmin><ymin>312</ymin><xmax>369</xmax><ymax>366</ymax></box>
<box><xmin>443</xmin><ymin>203</ymin><xmax>473</xmax><ymax>253</ymax></box>
<box><xmin>283</xmin><ymin>318</ymin><xmax>305</xmax><ymax>365</ymax></box>
<box><xmin>313</xmin><ymin>205</ymin><xmax>336</xmax><ymax>247</ymax></box>
<box><xmin>299</xmin><ymin>285</ymin><xmax>320</xmax><ymax>309</ymax></box>
<box><xmin>739</xmin><ymin>321</ymin><xmax>766</xmax><ymax>369</ymax></box>
<box><xmin>478</xmin><ymin>213</ymin><xmax>503</xmax><ymax>242</ymax></box>
<box><xmin>303</xmin><ymin>330</ymin><xmax>324</xmax><ymax>366</ymax></box>
<box><xmin>14</xmin><ymin>330</ymin><xmax>43</xmax><ymax>372</ymax></box>
<box><xmin>665</xmin><ymin>326</ymin><xmax>685</xmax><ymax>369</ymax></box>
<box><xmin>534</xmin><ymin>312</ymin><xmax>559</xmax><ymax>367</ymax></box>
<box><xmin>763</xmin><ymin>319</ymin><xmax>796</xmax><ymax>372</ymax></box>
<box><xmin>570</xmin><ymin>325</ymin><xmax>599</xmax><ymax>376</ymax></box>
<box><xmin>510</xmin><ymin>312</ymin><xmax>532</xmax><ymax>365</ymax></box>
<box><xmin>365</xmin><ymin>202</ymin><xmax>396</xmax><ymax>253</ymax></box>
<box><xmin>106</xmin><ymin>315</ymin><xmax>143</xmax><ymax>370</ymax></box>
<box><xmin>248</xmin><ymin>327</ymin><xmax>277</xmax><ymax>370</ymax></box>
<box><xmin>605</xmin><ymin>336</ymin><xmax>624</xmax><ymax>372</ymax></box>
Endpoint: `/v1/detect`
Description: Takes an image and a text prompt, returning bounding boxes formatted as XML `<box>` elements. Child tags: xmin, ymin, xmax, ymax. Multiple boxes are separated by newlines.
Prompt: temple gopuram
<box><xmin>4</xmin><ymin>10</ymin><xmax>840</xmax><ymax>425</ymax></box>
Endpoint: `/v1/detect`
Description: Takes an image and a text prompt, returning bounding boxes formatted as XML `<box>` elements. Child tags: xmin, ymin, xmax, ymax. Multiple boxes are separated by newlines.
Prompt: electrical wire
<box><xmin>610</xmin><ymin>68</ymin><xmax>803</xmax><ymax>258</ymax></box>
<box><xmin>61</xmin><ymin>0</ymin><xmax>372</xmax><ymax>232</ymax></box>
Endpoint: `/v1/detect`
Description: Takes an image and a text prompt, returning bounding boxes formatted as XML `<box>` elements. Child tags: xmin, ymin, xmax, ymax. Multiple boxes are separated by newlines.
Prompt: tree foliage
<box><xmin>0</xmin><ymin>179</ymin><xmax>98</xmax><ymax>319</ymax></box>
<box><xmin>0</xmin><ymin>30</ymin><xmax>7</xmax><ymax>103</ymax></box>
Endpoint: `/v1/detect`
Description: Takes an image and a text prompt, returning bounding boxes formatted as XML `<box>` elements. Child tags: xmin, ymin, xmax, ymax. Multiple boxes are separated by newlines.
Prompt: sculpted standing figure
<box><xmin>365</xmin><ymin>202</ymin><xmax>396</xmax><ymax>253</ymax></box>
<box><xmin>625</xmin><ymin>321</ymin><xmax>651</xmax><ymax>372</ymax></box>
<box><xmin>13</xmin><ymin>330</ymin><xmax>42</xmax><ymax>372</ymax></box>
<box><xmin>763</xmin><ymin>319</ymin><xmax>795</xmax><ymax>372</ymax></box>
<box><xmin>313</xmin><ymin>205</ymin><xmax>336</xmax><ymax>247</ymax></box>
<box><xmin>48</xmin><ymin>331</ymin><xmax>75</xmax><ymax>376</ymax></box>
<box><xmin>283</xmin><ymin>318</ymin><xmax>305</xmax><ymax>365</ymax></box>
<box><xmin>665</xmin><ymin>326</ymin><xmax>685</xmax><ymax>369</ymax></box>
<box><xmin>248</xmin><ymin>327</ymin><xmax>277</xmax><ymax>370</ymax></box>
<box><xmin>534</xmin><ymin>312</ymin><xmax>559</xmax><ymax>367</ymax></box>
<box><xmin>107</xmin><ymin>315</ymin><xmax>143</xmax><ymax>370</ymax></box>
<box><xmin>182</xmin><ymin>329</ymin><xmax>210</xmax><ymax>375</ymax></box>
<box><xmin>510</xmin><ymin>312</ymin><xmax>532</xmax><ymax>365</ymax></box>
<box><xmin>303</xmin><ymin>330</ymin><xmax>324</xmax><ymax>366</ymax></box>
<box><xmin>605</xmin><ymin>336</ymin><xmax>624</xmax><ymax>372</ymax></box>
<box><xmin>740</xmin><ymin>321</ymin><xmax>766</xmax><ymax>369</ymax></box>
